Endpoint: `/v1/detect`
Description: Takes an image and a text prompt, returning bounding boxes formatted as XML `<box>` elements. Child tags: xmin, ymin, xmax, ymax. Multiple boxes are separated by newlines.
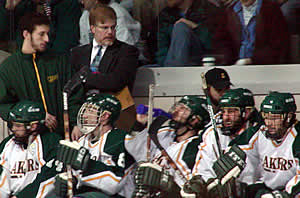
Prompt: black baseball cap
<box><xmin>205</xmin><ymin>68</ymin><xmax>232</xmax><ymax>89</ymax></box>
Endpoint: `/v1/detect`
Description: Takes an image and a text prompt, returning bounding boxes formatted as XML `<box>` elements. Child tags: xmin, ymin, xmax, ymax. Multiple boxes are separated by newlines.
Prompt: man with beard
<box><xmin>125</xmin><ymin>96</ymin><xmax>210</xmax><ymax>197</ymax></box>
<box><xmin>204</xmin><ymin>67</ymin><xmax>232</xmax><ymax>113</ymax></box>
<box><xmin>0</xmin><ymin>0</ymin><xmax>81</xmax><ymax>54</ymax></box>
<box><xmin>70</xmin><ymin>4</ymin><xmax>139</xmax><ymax>139</ymax></box>
<box><xmin>182</xmin><ymin>88</ymin><xmax>258</xmax><ymax>197</ymax></box>
<box><xmin>227</xmin><ymin>92</ymin><xmax>300</xmax><ymax>197</ymax></box>
<box><xmin>0</xmin><ymin>100</ymin><xmax>62</xmax><ymax>198</ymax></box>
<box><xmin>0</xmin><ymin>13</ymin><xmax>84</xmax><ymax>138</ymax></box>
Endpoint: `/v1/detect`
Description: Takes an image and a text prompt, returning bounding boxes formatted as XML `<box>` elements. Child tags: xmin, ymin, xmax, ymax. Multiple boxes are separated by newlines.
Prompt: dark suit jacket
<box><xmin>70</xmin><ymin>40</ymin><xmax>139</xmax><ymax>93</ymax></box>
<box><xmin>213</xmin><ymin>0</ymin><xmax>290</xmax><ymax>65</ymax></box>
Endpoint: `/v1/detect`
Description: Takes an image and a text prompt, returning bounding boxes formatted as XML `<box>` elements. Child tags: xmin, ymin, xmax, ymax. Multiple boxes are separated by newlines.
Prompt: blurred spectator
<box><xmin>279</xmin><ymin>0</ymin><xmax>300</xmax><ymax>35</ymax></box>
<box><xmin>213</xmin><ymin>0</ymin><xmax>290</xmax><ymax>65</ymax></box>
<box><xmin>0</xmin><ymin>0</ymin><xmax>82</xmax><ymax>54</ymax></box>
<box><xmin>79</xmin><ymin>0</ymin><xmax>141</xmax><ymax>46</ymax></box>
<box><xmin>156</xmin><ymin>0</ymin><xmax>219</xmax><ymax>67</ymax></box>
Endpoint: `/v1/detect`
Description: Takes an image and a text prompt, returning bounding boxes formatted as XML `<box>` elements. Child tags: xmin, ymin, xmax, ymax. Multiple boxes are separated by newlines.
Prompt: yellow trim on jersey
<box><xmin>83</xmin><ymin>173</ymin><xmax>120</xmax><ymax>183</ymax></box>
<box><xmin>37</xmin><ymin>180</ymin><xmax>54</xmax><ymax>198</ymax></box>
<box><xmin>0</xmin><ymin>175</ymin><xmax>7</xmax><ymax>188</ymax></box>
<box><xmin>158</xmin><ymin>128</ymin><xmax>174</xmax><ymax>134</ymax></box>
<box><xmin>35</xmin><ymin>137</ymin><xmax>44</xmax><ymax>167</ymax></box>
<box><xmin>0</xmin><ymin>140</ymin><xmax>13</xmax><ymax>166</ymax></box>
<box><xmin>193</xmin><ymin>127</ymin><xmax>214</xmax><ymax>175</ymax></box>
<box><xmin>242</xmin><ymin>136</ymin><xmax>258</xmax><ymax>151</ymax></box>
<box><xmin>271</xmin><ymin>127</ymin><xmax>293</xmax><ymax>147</ymax></box>
<box><xmin>176</xmin><ymin>139</ymin><xmax>190</xmax><ymax>180</ymax></box>
<box><xmin>88</xmin><ymin>140</ymin><xmax>99</xmax><ymax>148</ymax></box>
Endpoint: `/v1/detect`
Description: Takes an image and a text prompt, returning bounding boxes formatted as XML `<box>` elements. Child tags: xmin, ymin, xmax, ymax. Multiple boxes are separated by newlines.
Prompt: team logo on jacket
<box><xmin>263</xmin><ymin>156</ymin><xmax>294</xmax><ymax>172</ymax></box>
<box><xmin>47</xmin><ymin>74</ymin><xmax>58</xmax><ymax>83</ymax></box>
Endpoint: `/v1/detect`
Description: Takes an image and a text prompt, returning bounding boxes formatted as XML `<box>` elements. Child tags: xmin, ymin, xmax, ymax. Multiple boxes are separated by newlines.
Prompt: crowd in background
<box><xmin>0</xmin><ymin>0</ymin><xmax>300</xmax><ymax>66</ymax></box>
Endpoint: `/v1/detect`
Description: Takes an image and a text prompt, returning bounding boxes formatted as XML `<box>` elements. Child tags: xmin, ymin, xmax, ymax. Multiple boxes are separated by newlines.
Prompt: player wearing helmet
<box><xmin>54</xmin><ymin>93</ymin><xmax>135</xmax><ymax>197</ymax></box>
<box><xmin>128</xmin><ymin>95</ymin><xmax>210</xmax><ymax>197</ymax></box>
<box><xmin>229</xmin><ymin>92</ymin><xmax>300</xmax><ymax>198</ymax></box>
<box><xmin>0</xmin><ymin>100</ymin><xmax>62</xmax><ymax>198</ymax></box>
<box><xmin>183</xmin><ymin>88</ymin><xmax>257</xmax><ymax>197</ymax></box>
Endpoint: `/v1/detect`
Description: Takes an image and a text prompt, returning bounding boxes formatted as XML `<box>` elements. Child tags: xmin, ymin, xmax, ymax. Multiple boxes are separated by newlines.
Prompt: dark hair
<box><xmin>19</xmin><ymin>12</ymin><xmax>50</xmax><ymax>38</ymax></box>
<box><xmin>89</xmin><ymin>4</ymin><xmax>116</xmax><ymax>26</ymax></box>
<box><xmin>97</xmin><ymin>0</ymin><xmax>111</xmax><ymax>5</ymax></box>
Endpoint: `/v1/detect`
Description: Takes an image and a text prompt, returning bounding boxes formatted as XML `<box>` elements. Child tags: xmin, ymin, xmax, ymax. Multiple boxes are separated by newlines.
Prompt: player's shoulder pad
<box><xmin>0</xmin><ymin>135</ymin><xmax>14</xmax><ymax>153</ymax></box>
<box><xmin>229</xmin><ymin>124</ymin><xmax>261</xmax><ymax>146</ymax></box>
<box><xmin>109</xmin><ymin>128</ymin><xmax>128</xmax><ymax>139</ymax></box>
<box><xmin>148</xmin><ymin>115</ymin><xmax>170</xmax><ymax>135</ymax></box>
<box><xmin>40</xmin><ymin>131</ymin><xmax>62</xmax><ymax>145</ymax></box>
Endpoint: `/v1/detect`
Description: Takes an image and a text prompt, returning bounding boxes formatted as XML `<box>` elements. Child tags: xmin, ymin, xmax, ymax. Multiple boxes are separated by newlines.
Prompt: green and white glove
<box><xmin>133</xmin><ymin>162</ymin><xmax>177</xmax><ymax>196</ymax></box>
<box><xmin>57</xmin><ymin>140</ymin><xmax>91</xmax><ymax>170</ymax></box>
<box><xmin>213</xmin><ymin>144</ymin><xmax>246</xmax><ymax>185</ymax></box>
<box><xmin>54</xmin><ymin>172</ymin><xmax>77</xmax><ymax>198</ymax></box>
<box><xmin>256</xmin><ymin>189</ymin><xmax>290</xmax><ymax>198</ymax></box>
<box><xmin>181</xmin><ymin>175</ymin><xmax>208</xmax><ymax>198</ymax></box>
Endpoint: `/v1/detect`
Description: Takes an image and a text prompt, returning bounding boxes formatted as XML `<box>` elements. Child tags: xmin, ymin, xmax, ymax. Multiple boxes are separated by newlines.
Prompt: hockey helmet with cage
<box><xmin>77</xmin><ymin>93</ymin><xmax>121</xmax><ymax>134</ymax></box>
<box><xmin>170</xmin><ymin>95</ymin><xmax>210</xmax><ymax>131</ymax></box>
<box><xmin>260</xmin><ymin>92</ymin><xmax>296</xmax><ymax>140</ymax></box>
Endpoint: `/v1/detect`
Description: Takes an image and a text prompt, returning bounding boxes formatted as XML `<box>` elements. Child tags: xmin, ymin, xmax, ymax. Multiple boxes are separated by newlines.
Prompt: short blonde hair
<box><xmin>89</xmin><ymin>4</ymin><xmax>116</xmax><ymax>26</ymax></box>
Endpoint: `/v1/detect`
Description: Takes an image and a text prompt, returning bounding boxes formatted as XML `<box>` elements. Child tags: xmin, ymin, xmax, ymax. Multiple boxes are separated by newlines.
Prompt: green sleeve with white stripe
<box><xmin>16</xmin><ymin>132</ymin><xmax>62</xmax><ymax>198</ymax></box>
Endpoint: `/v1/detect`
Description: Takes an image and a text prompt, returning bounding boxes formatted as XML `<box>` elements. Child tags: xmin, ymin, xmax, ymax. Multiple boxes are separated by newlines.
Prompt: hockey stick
<box><xmin>201</xmin><ymin>72</ymin><xmax>222</xmax><ymax>157</ymax></box>
<box><xmin>201</xmin><ymin>72</ymin><xmax>233</xmax><ymax>198</ymax></box>
<box><xmin>146</xmin><ymin>84</ymin><xmax>155</xmax><ymax>161</ymax></box>
<box><xmin>62</xmin><ymin>66</ymin><xmax>89</xmax><ymax>198</ymax></box>
<box><xmin>148</xmin><ymin>116</ymin><xmax>189</xmax><ymax>184</ymax></box>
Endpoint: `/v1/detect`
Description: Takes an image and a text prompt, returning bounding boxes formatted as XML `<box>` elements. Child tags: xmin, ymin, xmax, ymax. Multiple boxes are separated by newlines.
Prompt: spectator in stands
<box><xmin>204</xmin><ymin>67</ymin><xmax>232</xmax><ymax>113</ymax></box>
<box><xmin>156</xmin><ymin>0</ymin><xmax>219</xmax><ymax>67</ymax></box>
<box><xmin>70</xmin><ymin>4</ymin><xmax>139</xmax><ymax>139</ymax></box>
<box><xmin>0</xmin><ymin>13</ymin><xmax>84</xmax><ymax>138</ymax></box>
<box><xmin>0</xmin><ymin>0</ymin><xmax>81</xmax><ymax>54</ymax></box>
<box><xmin>79</xmin><ymin>0</ymin><xmax>141</xmax><ymax>47</ymax></box>
<box><xmin>213</xmin><ymin>0</ymin><xmax>290</xmax><ymax>65</ymax></box>
<box><xmin>132</xmin><ymin>0</ymin><xmax>167</xmax><ymax>63</ymax></box>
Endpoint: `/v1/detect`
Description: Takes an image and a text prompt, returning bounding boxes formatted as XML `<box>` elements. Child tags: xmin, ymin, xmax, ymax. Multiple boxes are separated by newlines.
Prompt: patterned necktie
<box><xmin>90</xmin><ymin>46</ymin><xmax>102</xmax><ymax>72</ymax></box>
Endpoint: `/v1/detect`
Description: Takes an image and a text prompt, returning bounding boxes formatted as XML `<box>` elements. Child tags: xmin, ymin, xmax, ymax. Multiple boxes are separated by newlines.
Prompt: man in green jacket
<box><xmin>0</xmin><ymin>12</ymin><xmax>84</xmax><ymax>138</ymax></box>
<box><xmin>0</xmin><ymin>0</ymin><xmax>81</xmax><ymax>54</ymax></box>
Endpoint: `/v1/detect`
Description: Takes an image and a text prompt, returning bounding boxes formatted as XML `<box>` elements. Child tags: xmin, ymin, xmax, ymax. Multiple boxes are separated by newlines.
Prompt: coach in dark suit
<box><xmin>70</xmin><ymin>4</ymin><xmax>139</xmax><ymax>140</ymax></box>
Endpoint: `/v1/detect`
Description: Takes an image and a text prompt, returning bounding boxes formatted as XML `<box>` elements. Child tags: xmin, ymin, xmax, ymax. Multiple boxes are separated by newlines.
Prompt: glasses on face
<box><xmin>95</xmin><ymin>24</ymin><xmax>117</xmax><ymax>32</ymax></box>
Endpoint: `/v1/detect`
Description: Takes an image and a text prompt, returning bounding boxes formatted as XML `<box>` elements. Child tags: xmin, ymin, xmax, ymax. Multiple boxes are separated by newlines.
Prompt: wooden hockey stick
<box><xmin>146</xmin><ymin>84</ymin><xmax>155</xmax><ymax>161</ymax></box>
<box><xmin>201</xmin><ymin>72</ymin><xmax>233</xmax><ymax>198</ymax></box>
<box><xmin>148</xmin><ymin>116</ymin><xmax>189</xmax><ymax>184</ymax></box>
<box><xmin>62</xmin><ymin>66</ymin><xmax>89</xmax><ymax>198</ymax></box>
<box><xmin>201</xmin><ymin>72</ymin><xmax>222</xmax><ymax>157</ymax></box>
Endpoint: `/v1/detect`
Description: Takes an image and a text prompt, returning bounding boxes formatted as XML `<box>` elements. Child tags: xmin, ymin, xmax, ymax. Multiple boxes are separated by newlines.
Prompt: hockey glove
<box><xmin>213</xmin><ymin>144</ymin><xmax>246</xmax><ymax>185</ymax></box>
<box><xmin>54</xmin><ymin>172</ymin><xmax>77</xmax><ymax>198</ymax></box>
<box><xmin>63</xmin><ymin>66</ymin><xmax>89</xmax><ymax>93</ymax></box>
<box><xmin>256</xmin><ymin>189</ymin><xmax>290</xmax><ymax>198</ymax></box>
<box><xmin>57</xmin><ymin>140</ymin><xmax>91</xmax><ymax>171</ymax></box>
<box><xmin>181</xmin><ymin>175</ymin><xmax>208</xmax><ymax>198</ymax></box>
<box><xmin>134</xmin><ymin>162</ymin><xmax>176</xmax><ymax>193</ymax></box>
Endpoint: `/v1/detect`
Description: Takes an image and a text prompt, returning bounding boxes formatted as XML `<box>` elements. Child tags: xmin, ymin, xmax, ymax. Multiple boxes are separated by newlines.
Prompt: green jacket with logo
<box><xmin>0</xmin><ymin>50</ymin><xmax>85</xmax><ymax>137</ymax></box>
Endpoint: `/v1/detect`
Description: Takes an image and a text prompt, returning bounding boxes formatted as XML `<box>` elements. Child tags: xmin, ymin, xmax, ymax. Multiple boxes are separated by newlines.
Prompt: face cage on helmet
<box><xmin>220</xmin><ymin>106</ymin><xmax>246</xmax><ymax>136</ymax></box>
<box><xmin>77</xmin><ymin>103</ymin><xmax>103</xmax><ymax>135</ymax></box>
<box><xmin>261</xmin><ymin>112</ymin><xmax>291</xmax><ymax>140</ymax></box>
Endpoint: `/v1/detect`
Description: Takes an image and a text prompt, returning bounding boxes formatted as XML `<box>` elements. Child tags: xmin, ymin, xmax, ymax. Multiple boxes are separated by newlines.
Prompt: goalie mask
<box><xmin>219</xmin><ymin>88</ymin><xmax>254</xmax><ymax>136</ymax></box>
<box><xmin>77</xmin><ymin>94</ymin><xmax>121</xmax><ymax>134</ymax></box>
<box><xmin>8</xmin><ymin>100</ymin><xmax>45</xmax><ymax>146</ymax></box>
<box><xmin>169</xmin><ymin>96</ymin><xmax>210</xmax><ymax>135</ymax></box>
<box><xmin>260</xmin><ymin>92</ymin><xmax>296</xmax><ymax>141</ymax></box>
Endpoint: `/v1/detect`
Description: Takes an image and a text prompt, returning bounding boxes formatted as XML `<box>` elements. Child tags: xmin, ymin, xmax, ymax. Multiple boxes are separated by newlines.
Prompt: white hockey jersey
<box><xmin>233</xmin><ymin>123</ymin><xmax>300</xmax><ymax>196</ymax></box>
<box><xmin>0</xmin><ymin>132</ymin><xmax>61</xmax><ymax>198</ymax></box>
